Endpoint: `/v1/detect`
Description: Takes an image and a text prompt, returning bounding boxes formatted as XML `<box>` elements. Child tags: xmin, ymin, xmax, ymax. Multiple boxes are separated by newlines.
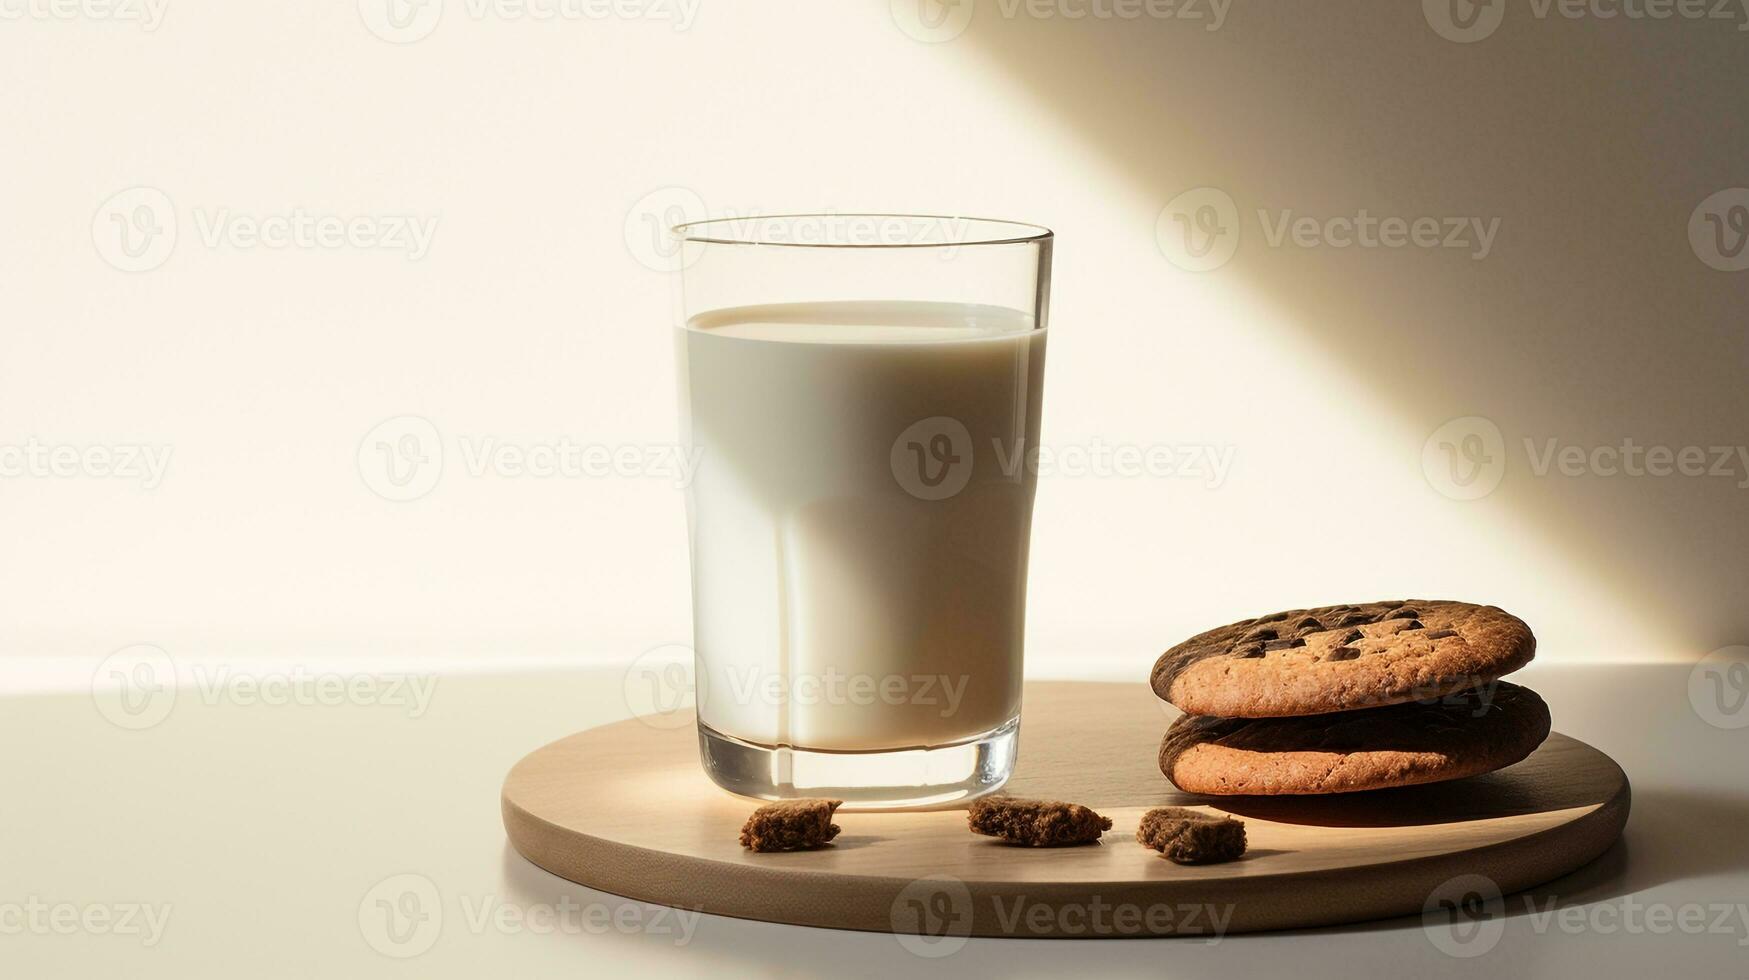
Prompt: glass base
<box><xmin>697</xmin><ymin>717</ymin><xmax>1019</xmax><ymax>811</ymax></box>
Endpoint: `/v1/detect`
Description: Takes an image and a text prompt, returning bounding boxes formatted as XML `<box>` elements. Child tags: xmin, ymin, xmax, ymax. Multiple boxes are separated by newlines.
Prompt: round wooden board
<box><xmin>502</xmin><ymin>681</ymin><xmax>1629</xmax><ymax>938</ymax></box>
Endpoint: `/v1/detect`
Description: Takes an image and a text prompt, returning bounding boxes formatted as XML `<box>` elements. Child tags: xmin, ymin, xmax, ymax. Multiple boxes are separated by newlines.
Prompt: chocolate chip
<box><xmin>1327</xmin><ymin>647</ymin><xmax>1362</xmax><ymax>661</ymax></box>
<box><xmin>1294</xmin><ymin>616</ymin><xmax>1323</xmax><ymax>630</ymax></box>
<box><xmin>1386</xmin><ymin>609</ymin><xmax>1420</xmax><ymax>620</ymax></box>
<box><xmin>1263</xmin><ymin>638</ymin><xmax>1306</xmax><ymax>652</ymax></box>
<box><xmin>1335</xmin><ymin>612</ymin><xmax>1372</xmax><ymax>627</ymax></box>
<box><xmin>1232</xmin><ymin>643</ymin><xmax>1265</xmax><ymax>659</ymax></box>
<box><xmin>1425</xmin><ymin>629</ymin><xmax>1458</xmax><ymax>640</ymax></box>
<box><xmin>1339</xmin><ymin>629</ymin><xmax>1364</xmax><ymax>645</ymax></box>
<box><xmin>1258</xmin><ymin>611</ymin><xmax>1291</xmax><ymax>623</ymax></box>
<box><xmin>1402</xmin><ymin>620</ymin><xmax>1425</xmax><ymax>630</ymax></box>
<box><xmin>1243</xmin><ymin>627</ymin><xmax>1279</xmax><ymax>642</ymax></box>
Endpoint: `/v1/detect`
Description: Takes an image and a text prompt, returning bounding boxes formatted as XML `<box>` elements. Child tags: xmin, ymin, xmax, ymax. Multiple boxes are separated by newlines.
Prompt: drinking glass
<box><xmin>671</xmin><ymin>213</ymin><xmax>1052</xmax><ymax>809</ymax></box>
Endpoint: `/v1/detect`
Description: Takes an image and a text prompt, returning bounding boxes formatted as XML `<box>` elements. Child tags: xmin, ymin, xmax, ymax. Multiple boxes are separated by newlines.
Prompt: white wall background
<box><xmin>4</xmin><ymin>1</ymin><xmax>1744</xmax><ymax>686</ymax></box>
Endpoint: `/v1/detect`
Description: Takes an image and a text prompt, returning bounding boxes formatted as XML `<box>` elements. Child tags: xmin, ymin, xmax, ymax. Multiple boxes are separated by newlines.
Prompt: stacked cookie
<box><xmin>1150</xmin><ymin>600</ymin><xmax>1550</xmax><ymax>795</ymax></box>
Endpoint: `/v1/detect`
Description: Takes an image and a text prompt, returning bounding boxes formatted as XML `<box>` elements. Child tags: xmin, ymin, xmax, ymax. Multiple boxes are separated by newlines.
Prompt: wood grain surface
<box><xmin>502</xmin><ymin>681</ymin><xmax>1629</xmax><ymax>938</ymax></box>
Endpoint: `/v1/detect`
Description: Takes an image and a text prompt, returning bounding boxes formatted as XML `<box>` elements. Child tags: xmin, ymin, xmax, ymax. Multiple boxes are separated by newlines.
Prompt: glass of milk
<box><xmin>671</xmin><ymin>214</ymin><xmax>1052</xmax><ymax>809</ymax></box>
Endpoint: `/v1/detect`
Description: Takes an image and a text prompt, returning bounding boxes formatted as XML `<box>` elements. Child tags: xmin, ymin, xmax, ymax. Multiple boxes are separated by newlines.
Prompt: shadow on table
<box><xmin>1275</xmin><ymin>784</ymin><xmax>1749</xmax><ymax>940</ymax></box>
<box><xmin>1603</xmin><ymin>786</ymin><xmax>1749</xmax><ymax>896</ymax></box>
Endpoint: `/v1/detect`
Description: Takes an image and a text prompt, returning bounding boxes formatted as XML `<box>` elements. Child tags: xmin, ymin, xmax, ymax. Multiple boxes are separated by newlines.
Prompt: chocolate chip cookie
<box><xmin>1151</xmin><ymin>600</ymin><xmax>1535</xmax><ymax>718</ymax></box>
<box><xmin>1158</xmin><ymin>681</ymin><xmax>1551</xmax><ymax>795</ymax></box>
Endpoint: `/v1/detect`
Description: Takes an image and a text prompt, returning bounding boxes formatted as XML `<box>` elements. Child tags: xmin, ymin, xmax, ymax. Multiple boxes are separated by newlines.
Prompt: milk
<box><xmin>678</xmin><ymin>300</ymin><xmax>1046</xmax><ymax>752</ymax></box>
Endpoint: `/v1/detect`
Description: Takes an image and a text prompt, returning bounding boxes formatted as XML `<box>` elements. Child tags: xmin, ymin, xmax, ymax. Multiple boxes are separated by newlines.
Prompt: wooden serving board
<box><xmin>502</xmin><ymin>681</ymin><xmax>1629</xmax><ymax>938</ymax></box>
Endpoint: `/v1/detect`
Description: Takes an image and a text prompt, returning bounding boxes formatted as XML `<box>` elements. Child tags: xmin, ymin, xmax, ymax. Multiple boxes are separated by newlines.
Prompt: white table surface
<box><xmin>6</xmin><ymin>660</ymin><xmax>1746</xmax><ymax>978</ymax></box>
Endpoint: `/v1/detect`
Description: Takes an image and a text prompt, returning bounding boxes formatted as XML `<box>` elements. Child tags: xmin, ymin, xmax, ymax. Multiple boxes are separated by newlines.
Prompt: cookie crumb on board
<box><xmin>967</xmin><ymin>797</ymin><xmax>1113</xmax><ymax>846</ymax></box>
<box><xmin>1136</xmin><ymin>807</ymin><xmax>1247</xmax><ymax>864</ymax></box>
<box><xmin>739</xmin><ymin>799</ymin><xmax>843</xmax><ymax>852</ymax></box>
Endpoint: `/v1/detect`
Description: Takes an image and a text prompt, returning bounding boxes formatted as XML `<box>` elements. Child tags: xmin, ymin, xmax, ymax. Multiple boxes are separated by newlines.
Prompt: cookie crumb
<box><xmin>967</xmin><ymin>797</ymin><xmax>1112</xmax><ymax>846</ymax></box>
<box><xmin>739</xmin><ymin>799</ymin><xmax>842</xmax><ymax>852</ymax></box>
<box><xmin>1137</xmin><ymin>807</ymin><xmax>1247</xmax><ymax>864</ymax></box>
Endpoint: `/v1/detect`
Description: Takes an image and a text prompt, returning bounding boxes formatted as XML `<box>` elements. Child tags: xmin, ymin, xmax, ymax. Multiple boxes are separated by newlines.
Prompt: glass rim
<box><xmin>670</xmin><ymin>213</ymin><xmax>1053</xmax><ymax>249</ymax></box>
